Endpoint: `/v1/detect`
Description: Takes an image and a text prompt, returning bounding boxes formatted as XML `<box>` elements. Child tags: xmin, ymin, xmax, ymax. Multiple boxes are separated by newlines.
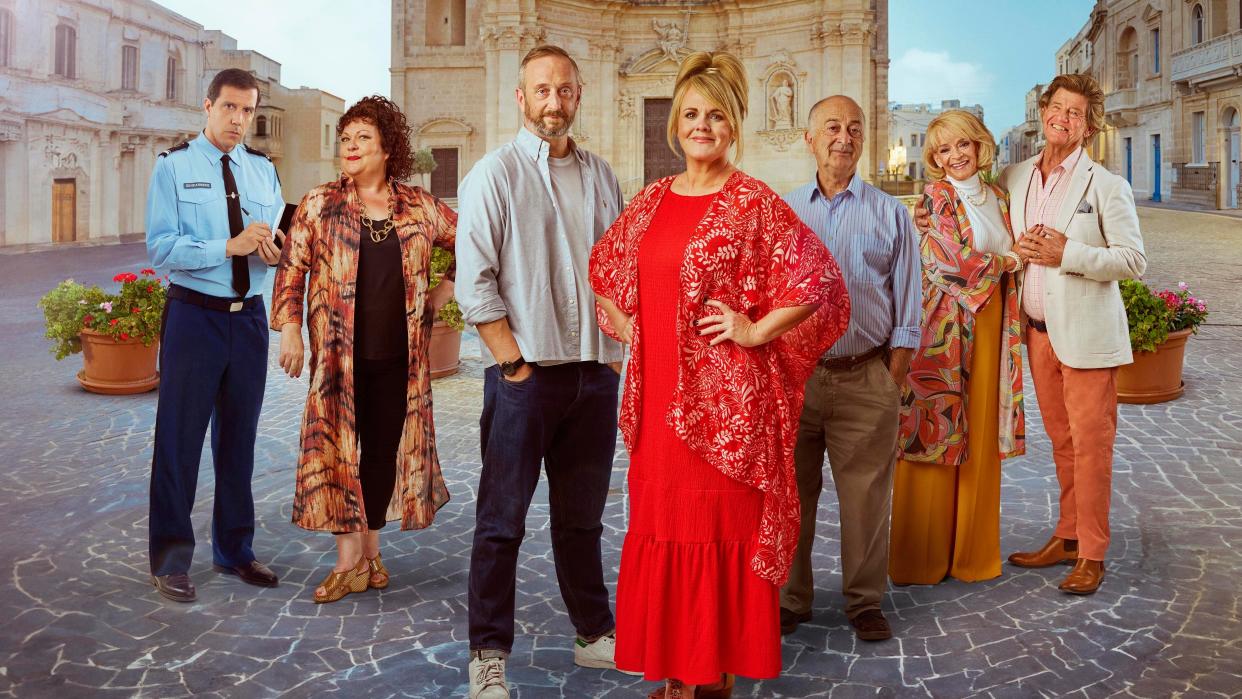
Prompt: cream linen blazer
<box><xmin>1002</xmin><ymin>152</ymin><xmax>1147</xmax><ymax>369</ymax></box>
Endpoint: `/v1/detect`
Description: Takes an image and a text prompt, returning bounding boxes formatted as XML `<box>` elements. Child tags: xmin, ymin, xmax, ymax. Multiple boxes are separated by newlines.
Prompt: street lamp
<box><xmin>888</xmin><ymin>139</ymin><xmax>908</xmax><ymax>178</ymax></box>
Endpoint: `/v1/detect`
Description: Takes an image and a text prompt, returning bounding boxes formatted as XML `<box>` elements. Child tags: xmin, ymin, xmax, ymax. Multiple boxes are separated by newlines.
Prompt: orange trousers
<box><xmin>1025</xmin><ymin>327</ymin><xmax>1118</xmax><ymax>561</ymax></box>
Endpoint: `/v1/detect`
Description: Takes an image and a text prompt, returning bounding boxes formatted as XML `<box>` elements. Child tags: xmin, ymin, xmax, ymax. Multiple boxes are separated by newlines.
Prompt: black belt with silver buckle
<box><xmin>817</xmin><ymin>345</ymin><xmax>885</xmax><ymax>371</ymax></box>
<box><xmin>168</xmin><ymin>284</ymin><xmax>259</xmax><ymax>313</ymax></box>
<box><xmin>1028</xmin><ymin>318</ymin><xmax>1048</xmax><ymax>333</ymax></box>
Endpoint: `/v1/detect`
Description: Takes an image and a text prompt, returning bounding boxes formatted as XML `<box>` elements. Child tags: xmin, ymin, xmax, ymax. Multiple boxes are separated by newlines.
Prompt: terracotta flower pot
<box><xmin>428</xmin><ymin>320</ymin><xmax>462</xmax><ymax>379</ymax></box>
<box><xmin>1116</xmin><ymin>328</ymin><xmax>1192</xmax><ymax>404</ymax></box>
<box><xmin>77</xmin><ymin>329</ymin><xmax>160</xmax><ymax>395</ymax></box>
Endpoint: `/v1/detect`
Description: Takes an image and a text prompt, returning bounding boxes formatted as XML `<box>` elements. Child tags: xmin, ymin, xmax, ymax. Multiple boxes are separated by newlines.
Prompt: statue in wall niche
<box><xmin>653</xmin><ymin>19</ymin><xmax>686</xmax><ymax>61</ymax></box>
<box><xmin>769</xmin><ymin>76</ymin><xmax>794</xmax><ymax>130</ymax></box>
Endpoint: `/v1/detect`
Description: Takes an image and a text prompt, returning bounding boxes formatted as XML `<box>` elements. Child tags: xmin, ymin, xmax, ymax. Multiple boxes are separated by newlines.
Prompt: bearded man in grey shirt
<box><xmin>455</xmin><ymin>45</ymin><xmax>628</xmax><ymax>699</ymax></box>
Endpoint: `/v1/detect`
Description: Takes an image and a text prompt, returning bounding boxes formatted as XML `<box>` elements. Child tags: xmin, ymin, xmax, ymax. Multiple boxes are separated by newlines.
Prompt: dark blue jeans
<box><xmin>468</xmin><ymin>361</ymin><xmax>620</xmax><ymax>654</ymax></box>
<box><xmin>148</xmin><ymin>296</ymin><xmax>267</xmax><ymax>576</ymax></box>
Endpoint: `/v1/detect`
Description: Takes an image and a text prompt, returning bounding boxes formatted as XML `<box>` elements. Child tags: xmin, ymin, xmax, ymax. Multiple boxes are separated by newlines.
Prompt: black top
<box><xmin>354</xmin><ymin>220</ymin><xmax>409</xmax><ymax>361</ymax></box>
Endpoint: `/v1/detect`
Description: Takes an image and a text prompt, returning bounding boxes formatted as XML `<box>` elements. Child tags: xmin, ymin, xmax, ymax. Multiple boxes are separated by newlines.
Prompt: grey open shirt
<box><xmin>454</xmin><ymin>127</ymin><xmax>626</xmax><ymax>367</ymax></box>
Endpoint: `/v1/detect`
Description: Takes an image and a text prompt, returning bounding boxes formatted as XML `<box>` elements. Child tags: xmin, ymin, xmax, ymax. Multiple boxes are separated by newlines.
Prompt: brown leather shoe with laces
<box><xmin>1007</xmin><ymin>536</ymin><xmax>1078</xmax><ymax>568</ymax></box>
<box><xmin>849</xmin><ymin>609</ymin><xmax>893</xmax><ymax>641</ymax></box>
<box><xmin>1059</xmin><ymin>559</ymin><xmax>1105</xmax><ymax>595</ymax></box>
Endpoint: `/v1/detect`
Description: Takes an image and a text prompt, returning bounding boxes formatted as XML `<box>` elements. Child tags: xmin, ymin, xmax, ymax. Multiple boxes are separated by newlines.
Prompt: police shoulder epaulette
<box><xmin>158</xmin><ymin>141</ymin><xmax>191</xmax><ymax>158</ymax></box>
<box><xmin>243</xmin><ymin>144</ymin><xmax>272</xmax><ymax>161</ymax></box>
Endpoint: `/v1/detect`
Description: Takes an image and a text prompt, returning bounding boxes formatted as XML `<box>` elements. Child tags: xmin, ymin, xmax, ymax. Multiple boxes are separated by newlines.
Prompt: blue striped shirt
<box><xmin>784</xmin><ymin>174</ymin><xmax>921</xmax><ymax>356</ymax></box>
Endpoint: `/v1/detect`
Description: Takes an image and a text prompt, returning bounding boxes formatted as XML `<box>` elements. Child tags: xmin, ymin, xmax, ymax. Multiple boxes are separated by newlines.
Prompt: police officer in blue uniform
<box><xmin>146</xmin><ymin>68</ymin><xmax>285</xmax><ymax>602</ymax></box>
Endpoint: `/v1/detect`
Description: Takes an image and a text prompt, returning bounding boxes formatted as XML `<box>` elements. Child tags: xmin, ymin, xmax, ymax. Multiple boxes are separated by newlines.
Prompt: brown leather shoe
<box><xmin>1007</xmin><ymin>536</ymin><xmax>1078</xmax><ymax>568</ymax></box>
<box><xmin>848</xmin><ymin>609</ymin><xmax>893</xmax><ymax>641</ymax></box>
<box><xmin>213</xmin><ymin>560</ymin><xmax>279</xmax><ymax>587</ymax></box>
<box><xmin>1059</xmin><ymin>559</ymin><xmax>1104</xmax><ymax>595</ymax></box>
<box><xmin>151</xmin><ymin>573</ymin><xmax>197</xmax><ymax>603</ymax></box>
<box><xmin>779</xmin><ymin>607</ymin><xmax>812</xmax><ymax>635</ymax></box>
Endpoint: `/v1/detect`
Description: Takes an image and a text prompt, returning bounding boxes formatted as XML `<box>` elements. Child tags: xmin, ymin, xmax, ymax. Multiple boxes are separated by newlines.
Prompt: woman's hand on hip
<box><xmin>279</xmin><ymin>323</ymin><xmax>305</xmax><ymax>378</ymax></box>
<box><xmin>697</xmin><ymin>299</ymin><xmax>764</xmax><ymax>348</ymax></box>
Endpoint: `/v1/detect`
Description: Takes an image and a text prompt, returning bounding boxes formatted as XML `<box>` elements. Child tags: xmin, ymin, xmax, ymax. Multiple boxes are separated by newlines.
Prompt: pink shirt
<box><xmin>1021</xmin><ymin>147</ymin><xmax>1083</xmax><ymax>321</ymax></box>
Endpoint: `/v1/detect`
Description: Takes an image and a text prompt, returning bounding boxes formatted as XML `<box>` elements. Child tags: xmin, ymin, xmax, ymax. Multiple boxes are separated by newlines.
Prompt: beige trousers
<box><xmin>779</xmin><ymin>356</ymin><xmax>900</xmax><ymax>619</ymax></box>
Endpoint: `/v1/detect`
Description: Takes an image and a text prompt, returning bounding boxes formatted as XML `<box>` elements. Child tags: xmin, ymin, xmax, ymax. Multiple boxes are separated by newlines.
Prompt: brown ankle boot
<box><xmin>1007</xmin><ymin>536</ymin><xmax>1078</xmax><ymax>568</ymax></box>
<box><xmin>1059</xmin><ymin>559</ymin><xmax>1104</xmax><ymax>595</ymax></box>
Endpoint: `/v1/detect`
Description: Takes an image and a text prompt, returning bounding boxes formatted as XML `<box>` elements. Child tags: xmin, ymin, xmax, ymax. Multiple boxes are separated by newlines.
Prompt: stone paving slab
<box><xmin>0</xmin><ymin>205</ymin><xmax>1240</xmax><ymax>698</ymax></box>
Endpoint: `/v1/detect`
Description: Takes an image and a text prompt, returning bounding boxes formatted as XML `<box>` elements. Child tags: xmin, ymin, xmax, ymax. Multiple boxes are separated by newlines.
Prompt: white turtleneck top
<box><xmin>947</xmin><ymin>173</ymin><xmax>1011</xmax><ymax>255</ymax></box>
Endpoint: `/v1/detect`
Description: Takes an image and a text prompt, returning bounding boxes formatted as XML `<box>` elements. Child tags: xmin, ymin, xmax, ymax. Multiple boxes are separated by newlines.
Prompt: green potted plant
<box><xmin>38</xmin><ymin>269</ymin><xmax>167</xmax><ymax>394</ymax></box>
<box><xmin>428</xmin><ymin>246</ymin><xmax>463</xmax><ymax>379</ymax></box>
<box><xmin>412</xmin><ymin>148</ymin><xmax>437</xmax><ymax>190</ymax></box>
<box><xmin>1117</xmin><ymin>279</ymin><xmax>1209</xmax><ymax>404</ymax></box>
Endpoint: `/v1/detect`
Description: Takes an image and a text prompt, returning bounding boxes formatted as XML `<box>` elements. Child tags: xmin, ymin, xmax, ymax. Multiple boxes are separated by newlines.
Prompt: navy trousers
<box><xmin>148</xmin><ymin>295</ymin><xmax>268</xmax><ymax>576</ymax></box>
<box><xmin>468</xmin><ymin>361</ymin><xmax>620</xmax><ymax>654</ymax></box>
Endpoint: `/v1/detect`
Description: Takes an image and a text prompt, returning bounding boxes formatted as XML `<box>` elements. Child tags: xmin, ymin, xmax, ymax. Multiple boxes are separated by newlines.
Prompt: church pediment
<box><xmin>620</xmin><ymin>47</ymin><xmax>693</xmax><ymax>76</ymax></box>
<box><xmin>29</xmin><ymin>107</ymin><xmax>98</xmax><ymax>126</ymax></box>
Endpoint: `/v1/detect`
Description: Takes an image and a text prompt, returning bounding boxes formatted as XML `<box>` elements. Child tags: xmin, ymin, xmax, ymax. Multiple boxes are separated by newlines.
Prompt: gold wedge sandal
<box><xmin>367</xmin><ymin>554</ymin><xmax>389</xmax><ymax>590</ymax></box>
<box><xmin>313</xmin><ymin>557</ymin><xmax>369</xmax><ymax>603</ymax></box>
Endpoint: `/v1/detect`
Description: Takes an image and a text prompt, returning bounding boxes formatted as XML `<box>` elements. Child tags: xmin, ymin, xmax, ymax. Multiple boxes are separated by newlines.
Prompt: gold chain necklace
<box><xmin>355</xmin><ymin>184</ymin><xmax>395</xmax><ymax>243</ymax></box>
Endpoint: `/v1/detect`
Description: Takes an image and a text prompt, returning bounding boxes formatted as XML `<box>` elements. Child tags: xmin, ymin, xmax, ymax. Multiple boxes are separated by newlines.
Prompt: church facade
<box><xmin>392</xmin><ymin>0</ymin><xmax>891</xmax><ymax>201</ymax></box>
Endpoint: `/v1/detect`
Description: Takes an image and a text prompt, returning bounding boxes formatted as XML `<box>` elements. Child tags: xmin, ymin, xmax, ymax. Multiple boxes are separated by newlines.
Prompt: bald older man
<box><xmin>779</xmin><ymin>95</ymin><xmax>921</xmax><ymax>642</ymax></box>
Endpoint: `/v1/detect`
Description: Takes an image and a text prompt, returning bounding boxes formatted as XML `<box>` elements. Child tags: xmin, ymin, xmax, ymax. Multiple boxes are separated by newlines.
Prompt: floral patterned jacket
<box><xmin>898</xmin><ymin>179</ymin><xmax>1025</xmax><ymax>465</ymax></box>
<box><xmin>271</xmin><ymin>176</ymin><xmax>455</xmax><ymax>532</ymax></box>
<box><xmin>589</xmin><ymin>171</ymin><xmax>850</xmax><ymax>586</ymax></box>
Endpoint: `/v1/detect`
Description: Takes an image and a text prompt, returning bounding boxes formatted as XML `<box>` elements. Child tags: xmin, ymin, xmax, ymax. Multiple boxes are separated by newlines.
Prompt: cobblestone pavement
<box><xmin>1</xmin><ymin>206</ymin><xmax>1239</xmax><ymax>698</ymax></box>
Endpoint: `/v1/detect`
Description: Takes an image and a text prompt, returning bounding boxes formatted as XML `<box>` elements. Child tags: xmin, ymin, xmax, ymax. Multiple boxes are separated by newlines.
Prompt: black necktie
<box><xmin>221</xmin><ymin>154</ymin><xmax>250</xmax><ymax>298</ymax></box>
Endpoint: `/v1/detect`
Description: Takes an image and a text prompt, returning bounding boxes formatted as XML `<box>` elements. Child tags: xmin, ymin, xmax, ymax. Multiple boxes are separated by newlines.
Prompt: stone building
<box><xmin>1060</xmin><ymin>0</ymin><xmax>1241</xmax><ymax>210</ymax></box>
<box><xmin>888</xmin><ymin>99</ymin><xmax>984</xmax><ymax>180</ymax></box>
<box><xmin>0</xmin><ymin>0</ymin><xmax>342</xmax><ymax>248</ymax></box>
<box><xmin>0</xmin><ymin>0</ymin><xmax>204</xmax><ymax>247</ymax></box>
<box><xmin>392</xmin><ymin>0</ymin><xmax>891</xmax><ymax>201</ymax></box>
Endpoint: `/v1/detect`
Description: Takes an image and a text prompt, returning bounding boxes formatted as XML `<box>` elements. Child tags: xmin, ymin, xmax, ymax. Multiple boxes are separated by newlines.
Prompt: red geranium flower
<box><xmin>109</xmin><ymin>318</ymin><xmax>119</xmax><ymax>326</ymax></box>
<box><xmin>131</xmin><ymin>307</ymin><xmax>141</xmax><ymax>314</ymax></box>
<box><xmin>140</xmin><ymin>268</ymin><xmax>156</xmax><ymax>276</ymax></box>
<box><xmin>82</xmin><ymin>315</ymin><xmax>94</xmax><ymax>325</ymax></box>
<box><xmin>113</xmin><ymin>272</ymin><xmax>138</xmax><ymax>283</ymax></box>
<box><xmin>119</xmin><ymin>332</ymin><xmax>130</xmax><ymax>340</ymax></box>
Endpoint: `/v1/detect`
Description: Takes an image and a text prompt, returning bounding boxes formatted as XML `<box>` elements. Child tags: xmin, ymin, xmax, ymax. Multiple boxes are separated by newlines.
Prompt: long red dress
<box><xmin>614</xmin><ymin>192</ymin><xmax>780</xmax><ymax>684</ymax></box>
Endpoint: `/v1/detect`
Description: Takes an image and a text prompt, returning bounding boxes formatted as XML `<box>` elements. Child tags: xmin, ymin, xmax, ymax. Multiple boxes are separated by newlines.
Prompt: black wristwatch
<box><xmin>499</xmin><ymin>356</ymin><xmax>527</xmax><ymax>377</ymax></box>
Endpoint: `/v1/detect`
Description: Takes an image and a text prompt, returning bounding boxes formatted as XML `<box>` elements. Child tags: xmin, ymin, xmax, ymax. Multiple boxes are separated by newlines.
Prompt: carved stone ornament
<box><xmin>617</xmin><ymin>90</ymin><xmax>636</xmax><ymax>120</ymax></box>
<box><xmin>756</xmin><ymin>128</ymin><xmax>805</xmax><ymax>153</ymax></box>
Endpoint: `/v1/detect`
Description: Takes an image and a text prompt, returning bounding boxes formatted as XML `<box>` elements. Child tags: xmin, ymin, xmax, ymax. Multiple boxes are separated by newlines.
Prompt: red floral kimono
<box><xmin>589</xmin><ymin>171</ymin><xmax>849</xmax><ymax>585</ymax></box>
<box><xmin>898</xmin><ymin>179</ymin><xmax>1025</xmax><ymax>465</ymax></box>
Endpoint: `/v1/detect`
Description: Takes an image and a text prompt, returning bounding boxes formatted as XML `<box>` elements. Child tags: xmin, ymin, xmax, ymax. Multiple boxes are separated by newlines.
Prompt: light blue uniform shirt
<box><xmin>784</xmin><ymin>174</ymin><xmax>922</xmax><ymax>356</ymax></box>
<box><xmin>145</xmin><ymin>131</ymin><xmax>282</xmax><ymax>299</ymax></box>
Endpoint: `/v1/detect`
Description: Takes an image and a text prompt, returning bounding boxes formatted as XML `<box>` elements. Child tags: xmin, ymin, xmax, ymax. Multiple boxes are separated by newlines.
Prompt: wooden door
<box><xmin>52</xmin><ymin>178</ymin><xmax>76</xmax><ymax>243</ymax></box>
<box><xmin>430</xmin><ymin>147</ymin><xmax>459</xmax><ymax>199</ymax></box>
<box><xmin>644</xmin><ymin>98</ymin><xmax>682</xmax><ymax>185</ymax></box>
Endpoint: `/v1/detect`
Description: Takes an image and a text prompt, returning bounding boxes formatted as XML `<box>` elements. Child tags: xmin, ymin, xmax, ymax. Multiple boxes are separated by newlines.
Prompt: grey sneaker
<box><xmin>468</xmin><ymin>655</ymin><xmax>509</xmax><ymax>698</ymax></box>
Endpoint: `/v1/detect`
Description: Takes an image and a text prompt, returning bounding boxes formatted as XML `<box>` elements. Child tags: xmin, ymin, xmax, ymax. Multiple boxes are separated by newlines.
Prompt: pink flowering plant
<box><xmin>1155</xmin><ymin>282</ymin><xmax>1209</xmax><ymax>333</ymax></box>
<box><xmin>1120</xmin><ymin>279</ymin><xmax>1209</xmax><ymax>353</ymax></box>
<box><xmin>39</xmin><ymin>269</ymin><xmax>168</xmax><ymax>360</ymax></box>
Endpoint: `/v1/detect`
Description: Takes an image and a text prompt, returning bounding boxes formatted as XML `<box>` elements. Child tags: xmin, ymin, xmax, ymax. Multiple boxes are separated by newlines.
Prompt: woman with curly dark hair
<box><xmin>270</xmin><ymin>95</ymin><xmax>457</xmax><ymax>602</ymax></box>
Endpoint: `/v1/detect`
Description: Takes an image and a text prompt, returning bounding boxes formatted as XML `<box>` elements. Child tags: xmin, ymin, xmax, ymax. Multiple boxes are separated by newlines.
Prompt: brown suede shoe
<box><xmin>848</xmin><ymin>609</ymin><xmax>893</xmax><ymax>641</ymax></box>
<box><xmin>1007</xmin><ymin>536</ymin><xmax>1078</xmax><ymax>568</ymax></box>
<box><xmin>1059</xmin><ymin>559</ymin><xmax>1105</xmax><ymax>595</ymax></box>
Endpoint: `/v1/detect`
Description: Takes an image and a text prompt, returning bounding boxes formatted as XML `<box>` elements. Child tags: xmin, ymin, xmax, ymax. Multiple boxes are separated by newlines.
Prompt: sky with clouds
<box><xmin>889</xmin><ymin>0</ymin><xmax>1097</xmax><ymax>135</ymax></box>
<box><xmin>160</xmin><ymin>0</ymin><xmax>1094</xmax><ymax>139</ymax></box>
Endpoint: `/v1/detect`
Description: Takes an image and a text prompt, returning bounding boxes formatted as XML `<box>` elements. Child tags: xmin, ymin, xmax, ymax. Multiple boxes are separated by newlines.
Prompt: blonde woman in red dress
<box><xmin>590</xmin><ymin>52</ymin><xmax>850</xmax><ymax>698</ymax></box>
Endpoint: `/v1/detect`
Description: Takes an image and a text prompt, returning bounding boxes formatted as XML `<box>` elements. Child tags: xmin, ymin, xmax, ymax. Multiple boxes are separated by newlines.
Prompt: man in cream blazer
<box><xmin>1003</xmin><ymin>74</ymin><xmax>1146</xmax><ymax>595</ymax></box>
